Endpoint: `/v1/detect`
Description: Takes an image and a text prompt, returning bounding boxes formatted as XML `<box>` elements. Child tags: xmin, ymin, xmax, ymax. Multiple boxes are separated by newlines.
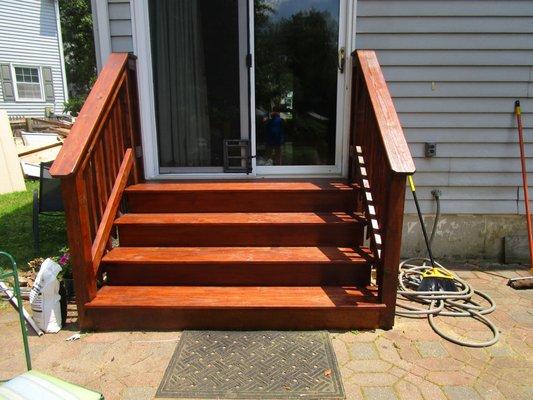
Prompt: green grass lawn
<box><xmin>0</xmin><ymin>180</ymin><xmax>67</xmax><ymax>270</ymax></box>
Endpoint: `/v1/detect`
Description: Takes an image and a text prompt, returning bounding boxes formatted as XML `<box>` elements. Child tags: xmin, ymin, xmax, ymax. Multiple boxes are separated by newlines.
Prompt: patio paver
<box><xmin>0</xmin><ymin>265</ymin><xmax>532</xmax><ymax>399</ymax></box>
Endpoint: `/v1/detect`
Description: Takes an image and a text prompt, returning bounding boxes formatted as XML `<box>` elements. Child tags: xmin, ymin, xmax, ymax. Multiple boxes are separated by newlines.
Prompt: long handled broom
<box><xmin>508</xmin><ymin>100</ymin><xmax>533</xmax><ymax>289</ymax></box>
<box><xmin>514</xmin><ymin>100</ymin><xmax>533</xmax><ymax>269</ymax></box>
<box><xmin>408</xmin><ymin>175</ymin><xmax>457</xmax><ymax>292</ymax></box>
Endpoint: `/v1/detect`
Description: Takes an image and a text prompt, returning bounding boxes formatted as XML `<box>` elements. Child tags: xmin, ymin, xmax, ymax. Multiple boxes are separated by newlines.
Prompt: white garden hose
<box><xmin>396</xmin><ymin>258</ymin><xmax>500</xmax><ymax>347</ymax></box>
<box><xmin>395</xmin><ymin>190</ymin><xmax>499</xmax><ymax>347</ymax></box>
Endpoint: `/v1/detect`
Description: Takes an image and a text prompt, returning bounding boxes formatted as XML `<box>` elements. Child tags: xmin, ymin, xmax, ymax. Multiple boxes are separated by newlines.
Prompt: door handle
<box><xmin>338</xmin><ymin>47</ymin><xmax>346</xmax><ymax>73</ymax></box>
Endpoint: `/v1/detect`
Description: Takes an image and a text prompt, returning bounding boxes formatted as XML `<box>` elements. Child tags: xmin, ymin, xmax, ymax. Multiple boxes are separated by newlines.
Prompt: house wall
<box><xmin>0</xmin><ymin>0</ymin><xmax>68</xmax><ymax>117</ymax></box>
<box><xmin>93</xmin><ymin>0</ymin><xmax>533</xmax><ymax>260</ymax></box>
<box><xmin>356</xmin><ymin>0</ymin><xmax>533</xmax><ymax>217</ymax></box>
<box><xmin>355</xmin><ymin>0</ymin><xmax>533</xmax><ymax>260</ymax></box>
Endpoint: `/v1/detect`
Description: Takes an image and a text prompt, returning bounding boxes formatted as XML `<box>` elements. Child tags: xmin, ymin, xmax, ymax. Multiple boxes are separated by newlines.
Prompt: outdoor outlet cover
<box><xmin>425</xmin><ymin>142</ymin><xmax>437</xmax><ymax>157</ymax></box>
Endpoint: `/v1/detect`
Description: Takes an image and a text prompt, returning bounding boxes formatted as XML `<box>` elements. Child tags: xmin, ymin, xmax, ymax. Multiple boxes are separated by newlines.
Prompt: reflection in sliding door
<box><xmin>149</xmin><ymin>0</ymin><xmax>246</xmax><ymax>171</ymax></box>
<box><xmin>254</xmin><ymin>0</ymin><xmax>340</xmax><ymax>167</ymax></box>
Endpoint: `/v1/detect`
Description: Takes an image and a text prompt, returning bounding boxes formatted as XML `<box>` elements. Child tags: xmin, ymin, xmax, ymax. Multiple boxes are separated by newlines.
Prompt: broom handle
<box><xmin>408</xmin><ymin>176</ymin><xmax>437</xmax><ymax>267</ymax></box>
<box><xmin>515</xmin><ymin>100</ymin><xmax>533</xmax><ymax>271</ymax></box>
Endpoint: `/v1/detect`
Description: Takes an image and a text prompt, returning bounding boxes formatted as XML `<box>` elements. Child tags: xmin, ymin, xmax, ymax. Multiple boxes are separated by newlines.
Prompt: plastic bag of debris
<box><xmin>29</xmin><ymin>258</ymin><xmax>62</xmax><ymax>333</ymax></box>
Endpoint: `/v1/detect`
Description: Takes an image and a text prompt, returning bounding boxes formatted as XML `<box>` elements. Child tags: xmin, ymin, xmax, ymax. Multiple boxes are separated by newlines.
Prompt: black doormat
<box><xmin>156</xmin><ymin>331</ymin><xmax>345</xmax><ymax>399</ymax></box>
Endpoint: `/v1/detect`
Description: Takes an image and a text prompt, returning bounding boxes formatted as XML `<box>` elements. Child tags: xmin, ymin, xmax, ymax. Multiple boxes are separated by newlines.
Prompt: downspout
<box><xmin>90</xmin><ymin>0</ymin><xmax>103</xmax><ymax>72</ymax></box>
<box><xmin>54</xmin><ymin>0</ymin><xmax>69</xmax><ymax>109</ymax></box>
<box><xmin>91</xmin><ymin>0</ymin><xmax>112</xmax><ymax>72</ymax></box>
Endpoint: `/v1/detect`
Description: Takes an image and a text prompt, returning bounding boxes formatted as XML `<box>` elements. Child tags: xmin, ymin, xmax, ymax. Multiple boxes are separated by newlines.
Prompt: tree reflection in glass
<box><xmin>255</xmin><ymin>0</ymin><xmax>340</xmax><ymax>166</ymax></box>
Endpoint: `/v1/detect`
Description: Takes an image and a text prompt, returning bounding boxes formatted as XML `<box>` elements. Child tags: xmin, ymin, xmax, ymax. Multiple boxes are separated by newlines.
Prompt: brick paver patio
<box><xmin>0</xmin><ymin>265</ymin><xmax>531</xmax><ymax>399</ymax></box>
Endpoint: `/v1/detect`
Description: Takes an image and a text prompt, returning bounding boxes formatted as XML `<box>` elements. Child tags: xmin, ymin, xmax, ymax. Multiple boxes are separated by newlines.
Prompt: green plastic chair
<box><xmin>0</xmin><ymin>252</ymin><xmax>104</xmax><ymax>400</ymax></box>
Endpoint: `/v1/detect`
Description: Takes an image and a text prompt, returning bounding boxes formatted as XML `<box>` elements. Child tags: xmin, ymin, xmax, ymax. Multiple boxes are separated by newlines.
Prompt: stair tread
<box><xmin>126</xmin><ymin>180</ymin><xmax>357</xmax><ymax>192</ymax></box>
<box><xmin>103</xmin><ymin>246</ymin><xmax>373</xmax><ymax>264</ymax></box>
<box><xmin>87</xmin><ymin>285</ymin><xmax>382</xmax><ymax>309</ymax></box>
<box><xmin>115</xmin><ymin>212</ymin><xmax>364</xmax><ymax>225</ymax></box>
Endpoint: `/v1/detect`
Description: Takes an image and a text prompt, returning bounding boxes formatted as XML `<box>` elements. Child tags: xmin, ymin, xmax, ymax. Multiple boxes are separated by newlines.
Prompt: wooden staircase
<box><xmin>85</xmin><ymin>180</ymin><xmax>385</xmax><ymax>330</ymax></box>
<box><xmin>50</xmin><ymin>51</ymin><xmax>415</xmax><ymax>331</ymax></box>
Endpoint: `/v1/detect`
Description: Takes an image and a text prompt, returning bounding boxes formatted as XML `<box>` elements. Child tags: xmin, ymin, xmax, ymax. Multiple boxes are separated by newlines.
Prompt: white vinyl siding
<box><xmin>0</xmin><ymin>0</ymin><xmax>67</xmax><ymax>117</ymax></box>
<box><xmin>356</xmin><ymin>0</ymin><xmax>533</xmax><ymax>215</ymax></box>
<box><xmin>108</xmin><ymin>0</ymin><xmax>134</xmax><ymax>52</ymax></box>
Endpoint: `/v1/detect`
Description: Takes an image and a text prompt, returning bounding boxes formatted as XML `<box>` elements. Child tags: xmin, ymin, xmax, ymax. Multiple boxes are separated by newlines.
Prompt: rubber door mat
<box><xmin>156</xmin><ymin>331</ymin><xmax>345</xmax><ymax>399</ymax></box>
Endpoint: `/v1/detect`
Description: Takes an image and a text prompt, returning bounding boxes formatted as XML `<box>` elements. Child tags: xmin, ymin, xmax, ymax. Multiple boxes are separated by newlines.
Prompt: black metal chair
<box><xmin>33</xmin><ymin>161</ymin><xmax>64</xmax><ymax>254</ymax></box>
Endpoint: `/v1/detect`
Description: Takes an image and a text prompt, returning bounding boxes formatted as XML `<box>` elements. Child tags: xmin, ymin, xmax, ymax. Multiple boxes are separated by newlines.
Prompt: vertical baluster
<box><xmin>113</xmin><ymin>104</ymin><xmax>123</xmax><ymax>170</ymax></box>
<box><xmin>84</xmin><ymin>164</ymin><xmax>98</xmax><ymax>241</ymax></box>
<box><xmin>112</xmin><ymin>100</ymin><xmax>123</xmax><ymax>172</ymax></box>
<box><xmin>117</xmin><ymin>95</ymin><xmax>128</xmax><ymax>160</ymax></box>
<box><xmin>103</xmin><ymin>112</ymin><xmax>117</xmax><ymax>189</ymax></box>
<box><xmin>90</xmin><ymin>158</ymin><xmax>102</xmax><ymax>227</ymax></box>
<box><xmin>125</xmin><ymin>60</ymin><xmax>144</xmax><ymax>183</ymax></box>
<box><xmin>94</xmin><ymin>136</ymin><xmax>107</xmax><ymax>219</ymax></box>
<box><xmin>114</xmin><ymin>89</ymin><xmax>125</xmax><ymax>160</ymax></box>
<box><xmin>100</xmin><ymin>136</ymin><xmax>112</xmax><ymax>209</ymax></box>
<box><xmin>105</xmin><ymin>107</ymin><xmax>118</xmax><ymax>181</ymax></box>
<box><xmin>117</xmin><ymin>82</ymin><xmax>127</xmax><ymax>154</ymax></box>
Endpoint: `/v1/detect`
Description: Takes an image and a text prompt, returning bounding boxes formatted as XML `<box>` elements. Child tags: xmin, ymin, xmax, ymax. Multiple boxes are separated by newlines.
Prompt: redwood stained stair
<box><xmin>86</xmin><ymin>286</ymin><xmax>385</xmax><ymax>330</ymax></box>
<box><xmin>103</xmin><ymin>246</ymin><xmax>373</xmax><ymax>286</ymax></box>
<box><xmin>114</xmin><ymin>212</ymin><xmax>365</xmax><ymax>247</ymax></box>
<box><xmin>50</xmin><ymin>51</ymin><xmax>415</xmax><ymax>331</ymax></box>
<box><xmin>87</xmin><ymin>180</ymin><xmax>383</xmax><ymax>329</ymax></box>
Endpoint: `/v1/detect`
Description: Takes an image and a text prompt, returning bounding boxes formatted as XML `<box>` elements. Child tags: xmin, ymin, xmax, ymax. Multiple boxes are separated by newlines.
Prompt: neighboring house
<box><xmin>0</xmin><ymin>0</ymin><xmax>68</xmax><ymax>117</ymax></box>
<box><xmin>89</xmin><ymin>0</ymin><xmax>533</xmax><ymax>260</ymax></box>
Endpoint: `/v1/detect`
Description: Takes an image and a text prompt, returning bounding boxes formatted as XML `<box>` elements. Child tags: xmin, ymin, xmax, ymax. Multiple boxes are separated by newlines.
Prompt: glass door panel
<box><xmin>254</xmin><ymin>0</ymin><xmax>341</xmax><ymax>167</ymax></box>
<box><xmin>149</xmin><ymin>0</ymin><xmax>248</xmax><ymax>172</ymax></box>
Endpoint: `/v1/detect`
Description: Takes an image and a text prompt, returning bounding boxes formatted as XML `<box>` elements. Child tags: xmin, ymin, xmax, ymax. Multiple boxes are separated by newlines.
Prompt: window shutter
<box><xmin>41</xmin><ymin>67</ymin><xmax>55</xmax><ymax>102</ymax></box>
<box><xmin>0</xmin><ymin>64</ymin><xmax>15</xmax><ymax>101</ymax></box>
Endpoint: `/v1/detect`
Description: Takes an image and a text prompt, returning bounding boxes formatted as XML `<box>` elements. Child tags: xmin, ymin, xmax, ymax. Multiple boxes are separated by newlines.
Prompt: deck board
<box><xmin>103</xmin><ymin>246</ymin><xmax>373</xmax><ymax>264</ymax></box>
<box><xmin>87</xmin><ymin>285</ymin><xmax>382</xmax><ymax>309</ymax></box>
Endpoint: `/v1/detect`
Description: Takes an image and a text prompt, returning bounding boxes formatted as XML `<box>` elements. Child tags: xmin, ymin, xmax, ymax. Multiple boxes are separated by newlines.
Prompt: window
<box><xmin>13</xmin><ymin>66</ymin><xmax>43</xmax><ymax>100</ymax></box>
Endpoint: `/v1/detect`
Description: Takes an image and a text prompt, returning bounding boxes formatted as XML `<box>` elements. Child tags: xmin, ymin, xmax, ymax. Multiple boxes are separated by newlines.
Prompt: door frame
<box><xmin>131</xmin><ymin>0</ymin><xmax>356</xmax><ymax>180</ymax></box>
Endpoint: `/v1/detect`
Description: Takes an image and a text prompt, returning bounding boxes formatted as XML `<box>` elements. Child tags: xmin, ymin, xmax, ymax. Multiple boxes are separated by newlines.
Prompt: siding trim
<box><xmin>92</xmin><ymin>0</ymin><xmax>112</xmax><ymax>71</ymax></box>
<box><xmin>54</xmin><ymin>0</ymin><xmax>68</xmax><ymax>103</ymax></box>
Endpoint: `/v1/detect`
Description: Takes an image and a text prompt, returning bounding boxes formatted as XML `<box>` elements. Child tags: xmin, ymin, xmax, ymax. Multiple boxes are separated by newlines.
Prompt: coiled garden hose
<box><xmin>396</xmin><ymin>189</ymin><xmax>500</xmax><ymax>348</ymax></box>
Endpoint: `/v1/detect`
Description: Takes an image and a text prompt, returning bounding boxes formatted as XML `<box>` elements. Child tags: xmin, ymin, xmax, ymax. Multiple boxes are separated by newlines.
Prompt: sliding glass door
<box><xmin>141</xmin><ymin>0</ymin><xmax>351</xmax><ymax>177</ymax></box>
<box><xmin>254</xmin><ymin>0</ymin><xmax>345</xmax><ymax>173</ymax></box>
<box><xmin>149</xmin><ymin>0</ymin><xmax>249</xmax><ymax>173</ymax></box>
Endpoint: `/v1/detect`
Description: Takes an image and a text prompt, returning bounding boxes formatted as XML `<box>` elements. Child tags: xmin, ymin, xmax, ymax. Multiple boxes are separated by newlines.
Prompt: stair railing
<box><xmin>50</xmin><ymin>53</ymin><xmax>143</xmax><ymax>328</ymax></box>
<box><xmin>348</xmin><ymin>50</ymin><xmax>415</xmax><ymax>328</ymax></box>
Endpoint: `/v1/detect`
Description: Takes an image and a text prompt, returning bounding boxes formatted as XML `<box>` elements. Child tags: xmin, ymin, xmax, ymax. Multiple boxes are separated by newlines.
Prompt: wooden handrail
<box><xmin>349</xmin><ymin>50</ymin><xmax>415</xmax><ymax>329</ymax></box>
<box><xmin>50</xmin><ymin>53</ymin><xmax>143</xmax><ymax>329</ymax></box>
<box><xmin>355</xmin><ymin>51</ymin><xmax>415</xmax><ymax>175</ymax></box>
<box><xmin>50</xmin><ymin>53</ymin><xmax>130</xmax><ymax>177</ymax></box>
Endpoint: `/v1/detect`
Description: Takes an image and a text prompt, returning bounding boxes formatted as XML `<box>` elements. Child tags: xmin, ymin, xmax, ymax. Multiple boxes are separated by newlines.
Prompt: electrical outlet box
<box><xmin>425</xmin><ymin>142</ymin><xmax>437</xmax><ymax>157</ymax></box>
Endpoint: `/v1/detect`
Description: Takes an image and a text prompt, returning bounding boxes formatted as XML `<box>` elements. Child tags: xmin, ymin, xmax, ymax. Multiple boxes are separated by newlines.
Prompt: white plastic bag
<box><xmin>30</xmin><ymin>258</ymin><xmax>62</xmax><ymax>333</ymax></box>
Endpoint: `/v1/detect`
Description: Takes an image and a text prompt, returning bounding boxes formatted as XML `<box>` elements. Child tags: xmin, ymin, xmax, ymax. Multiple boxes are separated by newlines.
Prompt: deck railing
<box><xmin>50</xmin><ymin>53</ymin><xmax>143</xmax><ymax>326</ymax></box>
<box><xmin>349</xmin><ymin>50</ymin><xmax>415</xmax><ymax>328</ymax></box>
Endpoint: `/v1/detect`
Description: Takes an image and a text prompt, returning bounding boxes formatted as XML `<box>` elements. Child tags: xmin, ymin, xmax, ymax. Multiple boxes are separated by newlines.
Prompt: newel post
<box><xmin>60</xmin><ymin>174</ymin><xmax>96</xmax><ymax>329</ymax></box>
<box><xmin>379</xmin><ymin>173</ymin><xmax>408</xmax><ymax>329</ymax></box>
<box><xmin>125</xmin><ymin>55</ymin><xmax>144</xmax><ymax>183</ymax></box>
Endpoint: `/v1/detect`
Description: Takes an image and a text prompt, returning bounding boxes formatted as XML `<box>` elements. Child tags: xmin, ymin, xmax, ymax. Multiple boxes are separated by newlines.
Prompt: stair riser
<box><xmin>117</xmin><ymin>224</ymin><xmax>364</xmax><ymax>247</ymax></box>
<box><xmin>85</xmin><ymin>307</ymin><xmax>385</xmax><ymax>330</ymax></box>
<box><xmin>104</xmin><ymin>263</ymin><xmax>371</xmax><ymax>286</ymax></box>
<box><xmin>125</xmin><ymin>191</ymin><xmax>358</xmax><ymax>213</ymax></box>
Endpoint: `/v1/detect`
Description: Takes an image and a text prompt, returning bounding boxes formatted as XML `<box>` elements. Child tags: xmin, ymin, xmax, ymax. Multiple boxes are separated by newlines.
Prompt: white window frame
<box><xmin>11</xmin><ymin>64</ymin><xmax>45</xmax><ymax>102</ymax></box>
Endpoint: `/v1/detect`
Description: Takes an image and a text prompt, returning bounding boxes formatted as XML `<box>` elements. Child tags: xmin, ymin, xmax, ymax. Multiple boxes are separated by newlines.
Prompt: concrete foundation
<box><xmin>401</xmin><ymin>214</ymin><xmax>528</xmax><ymax>262</ymax></box>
